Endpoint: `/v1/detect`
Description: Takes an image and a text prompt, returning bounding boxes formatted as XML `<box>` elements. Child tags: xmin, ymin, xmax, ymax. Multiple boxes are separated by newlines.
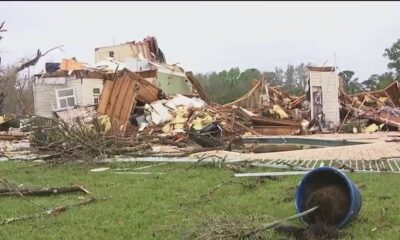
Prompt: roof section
<box><xmin>307</xmin><ymin>66</ymin><xmax>336</xmax><ymax>72</ymax></box>
<box><xmin>95</xmin><ymin>36</ymin><xmax>165</xmax><ymax>63</ymax></box>
<box><xmin>36</xmin><ymin>70</ymin><xmax>106</xmax><ymax>79</ymax></box>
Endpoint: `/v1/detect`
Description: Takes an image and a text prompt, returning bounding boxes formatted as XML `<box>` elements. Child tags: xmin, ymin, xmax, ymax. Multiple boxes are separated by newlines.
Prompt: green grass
<box><xmin>0</xmin><ymin>161</ymin><xmax>399</xmax><ymax>239</ymax></box>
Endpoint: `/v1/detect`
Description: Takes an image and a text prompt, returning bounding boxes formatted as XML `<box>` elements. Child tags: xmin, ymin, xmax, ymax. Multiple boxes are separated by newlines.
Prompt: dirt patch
<box><xmin>305</xmin><ymin>185</ymin><xmax>350</xmax><ymax>225</ymax></box>
<box><xmin>291</xmin><ymin>171</ymin><xmax>352</xmax><ymax>239</ymax></box>
<box><xmin>305</xmin><ymin>222</ymin><xmax>340</xmax><ymax>240</ymax></box>
<box><xmin>275</xmin><ymin>222</ymin><xmax>340</xmax><ymax>240</ymax></box>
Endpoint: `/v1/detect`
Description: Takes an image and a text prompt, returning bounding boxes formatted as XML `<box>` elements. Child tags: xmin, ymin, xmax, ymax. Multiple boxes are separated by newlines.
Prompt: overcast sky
<box><xmin>0</xmin><ymin>1</ymin><xmax>399</xmax><ymax>80</ymax></box>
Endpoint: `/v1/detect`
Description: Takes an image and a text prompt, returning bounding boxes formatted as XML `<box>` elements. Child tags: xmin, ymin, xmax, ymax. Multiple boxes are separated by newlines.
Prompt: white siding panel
<box><xmin>33</xmin><ymin>82</ymin><xmax>59</xmax><ymax>117</ymax></box>
<box><xmin>66</xmin><ymin>78</ymin><xmax>83</xmax><ymax>106</ymax></box>
<box><xmin>309</xmin><ymin>70</ymin><xmax>340</xmax><ymax>124</ymax></box>
<box><xmin>81</xmin><ymin>78</ymin><xmax>104</xmax><ymax>105</ymax></box>
<box><xmin>34</xmin><ymin>77</ymin><xmax>84</xmax><ymax>117</ymax></box>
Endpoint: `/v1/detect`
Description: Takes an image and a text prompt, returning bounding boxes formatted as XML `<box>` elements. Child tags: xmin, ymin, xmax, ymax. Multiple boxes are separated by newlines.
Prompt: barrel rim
<box><xmin>295</xmin><ymin>166</ymin><xmax>359</xmax><ymax>228</ymax></box>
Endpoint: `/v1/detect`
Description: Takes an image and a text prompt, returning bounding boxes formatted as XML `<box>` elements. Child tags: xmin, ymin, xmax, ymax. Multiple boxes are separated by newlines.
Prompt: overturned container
<box><xmin>295</xmin><ymin>167</ymin><xmax>362</xmax><ymax>228</ymax></box>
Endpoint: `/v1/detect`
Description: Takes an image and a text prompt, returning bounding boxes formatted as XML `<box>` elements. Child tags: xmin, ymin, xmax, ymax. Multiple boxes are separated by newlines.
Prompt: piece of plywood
<box><xmin>97</xmin><ymin>69</ymin><xmax>160</xmax><ymax>135</ymax></box>
<box><xmin>111</xmin><ymin>73</ymin><xmax>132</xmax><ymax>118</ymax></box>
<box><xmin>97</xmin><ymin>80</ymin><xmax>114</xmax><ymax>115</ymax></box>
<box><xmin>106</xmin><ymin>74</ymin><xmax>124</xmax><ymax>116</ymax></box>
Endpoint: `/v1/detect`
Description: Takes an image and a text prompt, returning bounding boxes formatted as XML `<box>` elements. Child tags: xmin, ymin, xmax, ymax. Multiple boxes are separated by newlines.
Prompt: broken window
<box><xmin>56</xmin><ymin>88</ymin><xmax>76</xmax><ymax>109</ymax></box>
<box><xmin>312</xmin><ymin>86</ymin><xmax>323</xmax><ymax>120</ymax></box>
<box><xmin>93</xmin><ymin>88</ymin><xmax>100</xmax><ymax>104</ymax></box>
<box><xmin>109</xmin><ymin>51</ymin><xmax>114</xmax><ymax>58</ymax></box>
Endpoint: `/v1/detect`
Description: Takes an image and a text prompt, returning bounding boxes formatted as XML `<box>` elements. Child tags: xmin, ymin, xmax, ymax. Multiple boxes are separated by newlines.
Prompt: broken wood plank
<box><xmin>131</xmin><ymin>162</ymin><xmax>167</xmax><ymax>170</ymax></box>
<box><xmin>186</xmin><ymin>71</ymin><xmax>210</xmax><ymax>104</ymax></box>
<box><xmin>251</xmin><ymin>116</ymin><xmax>300</xmax><ymax>127</ymax></box>
<box><xmin>251</xmin><ymin>162</ymin><xmax>311</xmax><ymax>171</ymax></box>
<box><xmin>97</xmin><ymin>80</ymin><xmax>114</xmax><ymax>115</ymax></box>
<box><xmin>234</xmin><ymin>171</ymin><xmax>309</xmax><ymax>177</ymax></box>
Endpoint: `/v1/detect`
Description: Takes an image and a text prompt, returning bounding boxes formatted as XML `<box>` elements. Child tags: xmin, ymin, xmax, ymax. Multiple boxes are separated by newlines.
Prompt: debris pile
<box><xmin>339</xmin><ymin>81</ymin><xmax>400</xmax><ymax>133</ymax></box>
<box><xmin>2</xmin><ymin>35</ymin><xmax>400</xmax><ymax>162</ymax></box>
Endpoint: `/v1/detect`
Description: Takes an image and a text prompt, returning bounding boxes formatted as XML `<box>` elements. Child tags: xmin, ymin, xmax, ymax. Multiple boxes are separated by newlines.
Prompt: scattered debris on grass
<box><xmin>0</xmin><ymin>177</ymin><xmax>107</xmax><ymax>226</ymax></box>
<box><xmin>188</xmin><ymin>206</ymin><xmax>319</xmax><ymax>240</ymax></box>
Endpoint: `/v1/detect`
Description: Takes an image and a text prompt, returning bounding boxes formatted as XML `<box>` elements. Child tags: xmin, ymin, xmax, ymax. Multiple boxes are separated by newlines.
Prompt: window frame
<box><xmin>55</xmin><ymin>87</ymin><xmax>77</xmax><ymax>109</ymax></box>
<box><xmin>93</xmin><ymin>88</ymin><xmax>101</xmax><ymax>104</ymax></box>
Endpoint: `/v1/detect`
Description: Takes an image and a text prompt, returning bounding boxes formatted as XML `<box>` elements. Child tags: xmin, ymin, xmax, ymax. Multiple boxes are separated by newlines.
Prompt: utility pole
<box><xmin>334</xmin><ymin>52</ymin><xmax>337</xmax><ymax>73</ymax></box>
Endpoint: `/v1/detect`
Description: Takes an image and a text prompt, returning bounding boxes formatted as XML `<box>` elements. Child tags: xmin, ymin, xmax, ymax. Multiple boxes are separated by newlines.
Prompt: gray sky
<box><xmin>1</xmin><ymin>1</ymin><xmax>399</xmax><ymax>80</ymax></box>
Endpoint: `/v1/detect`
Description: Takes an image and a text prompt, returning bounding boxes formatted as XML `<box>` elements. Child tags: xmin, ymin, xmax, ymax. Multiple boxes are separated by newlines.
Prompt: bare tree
<box><xmin>0</xmin><ymin>21</ymin><xmax>6</xmax><ymax>65</ymax></box>
<box><xmin>15</xmin><ymin>45</ymin><xmax>64</xmax><ymax>72</ymax></box>
<box><xmin>0</xmin><ymin>20</ymin><xmax>63</xmax><ymax>114</ymax></box>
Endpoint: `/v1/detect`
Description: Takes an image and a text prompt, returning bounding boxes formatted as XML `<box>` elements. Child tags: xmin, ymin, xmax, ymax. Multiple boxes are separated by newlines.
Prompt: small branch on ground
<box><xmin>185</xmin><ymin>154</ymin><xmax>226</xmax><ymax>170</ymax></box>
<box><xmin>200</xmin><ymin>180</ymin><xmax>256</xmax><ymax>199</ymax></box>
<box><xmin>0</xmin><ymin>196</ymin><xmax>110</xmax><ymax>226</ymax></box>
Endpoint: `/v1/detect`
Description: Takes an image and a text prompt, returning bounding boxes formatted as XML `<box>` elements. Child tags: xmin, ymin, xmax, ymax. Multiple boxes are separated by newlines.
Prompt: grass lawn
<box><xmin>0</xmin><ymin>161</ymin><xmax>399</xmax><ymax>239</ymax></box>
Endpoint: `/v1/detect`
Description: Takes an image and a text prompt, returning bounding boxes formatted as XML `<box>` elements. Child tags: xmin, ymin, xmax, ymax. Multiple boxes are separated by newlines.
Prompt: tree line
<box><xmin>196</xmin><ymin>40</ymin><xmax>400</xmax><ymax>104</ymax></box>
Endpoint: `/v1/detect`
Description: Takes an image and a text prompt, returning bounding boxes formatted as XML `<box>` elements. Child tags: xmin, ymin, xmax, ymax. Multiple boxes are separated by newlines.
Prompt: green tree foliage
<box><xmin>338</xmin><ymin>70</ymin><xmax>362</xmax><ymax>94</ymax></box>
<box><xmin>362</xmin><ymin>72</ymin><xmax>395</xmax><ymax>91</ymax></box>
<box><xmin>196</xmin><ymin>64</ymin><xmax>310</xmax><ymax>104</ymax></box>
<box><xmin>384</xmin><ymin>39</ymin><xmax>400</xmax><ymax>76</ymax></box>
<box><xmin>195</xmin><ymin>67</ymin><xmax>262</xmax><ymax>104</ymax></box>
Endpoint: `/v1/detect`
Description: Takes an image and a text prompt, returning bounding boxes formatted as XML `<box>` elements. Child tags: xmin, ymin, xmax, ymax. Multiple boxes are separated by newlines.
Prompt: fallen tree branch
<box><xmin>16</xmin><ymin>45</ymin><xmax>64</xmax><ymax>72</ymax></box>
<box><xmin>201</xmin><ymin>180</ymin><xmax>256</xmax><ymax>199</ymax></box>
<box><xmin>0</xmin><ymin>196</ymin><xmax>108</xmax><ymax>226</ymax></box>
<box><xmin>0</xmin><ymin>21</ymin><xmax>6</xmax><ymax>33</ymax></box>
<box><xmin>0</xmin><ymin>186</ymin><xmax>89</xmax><ymax>197</ymax></box>
<box><xmin>244</xmin><ymin>206</ymin><xmax>319</xmax><ymax>237</ymax></box>
<box><xmin>185</xmin><ymin>154</ymin><xmax>226</xmax><ymax>170</ymax></box>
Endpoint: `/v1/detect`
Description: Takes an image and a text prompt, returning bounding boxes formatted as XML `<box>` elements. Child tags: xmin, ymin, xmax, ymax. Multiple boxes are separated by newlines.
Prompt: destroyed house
<box><xmin>95</xmin><ymin>36</ymin><xmax>166</xmax><ymax>64</ymax></box>
<box><xmin>92</xmin><ymin>57</ymin><xmax>193</xmax><ymax>96</ymax></box>
<box><xmin>137</xmin><ymin>61</ymin><xmax>193</xmax><ymax>96</ymax></box>
<box><xmin>33</xmin><ymin>70</ymin><xmax>105</xmax><ymax>118</ymax></box>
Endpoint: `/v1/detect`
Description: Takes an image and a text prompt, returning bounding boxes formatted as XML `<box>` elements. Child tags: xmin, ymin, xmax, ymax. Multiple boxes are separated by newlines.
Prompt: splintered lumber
<box><xmin>97</xmin><ymin>69</ymin><xmax>160</xmax><ymax>135</ymax></box>
<box><xmin>234</xmin><ymin>122</ymin><xmax>260</xmax><ymax>135</ymax></box>
<box><xmin>250</xmin><ymin>116</ymin><xmax>300</xmax><ymax>127</ymax></box>
<box><xmin>186</xmin><ymin>71</ymin><xmax>210</xmax><ymax>104</ymax></box>
<box><xmin>0</xmin><ymin>186</ymin><xmax>89</xmax><ymax>197</ymax></box>
<box><xmin>0</xmin><ymin>197</ymin><xmax>107</xmax><ymax>226</ymax></box>
<box><xmin>224</xmin><ymin>79</ymin><xmax>265</xmax><ymax>109</ymax></box>
<box><xmin>97</xmin><ymin>80</ymin><xmax>115</xmax><ymax>115</ymax></box>
<box><xmin>291</xmin><ymin>94</ymin><xmax>306</xmax><ymax>109</ymax></box>
<box><xmin>234</xmin><ymin>171</ymin><xmax>309</xmax><ymax>177</ymax></box>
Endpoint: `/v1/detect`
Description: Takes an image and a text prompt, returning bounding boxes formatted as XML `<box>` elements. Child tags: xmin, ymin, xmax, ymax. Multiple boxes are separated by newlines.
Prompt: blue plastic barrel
<box><xmin>295</xmin><ymin>167</ymin><xmax>362</xmax><ymax>228</ymax></box>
